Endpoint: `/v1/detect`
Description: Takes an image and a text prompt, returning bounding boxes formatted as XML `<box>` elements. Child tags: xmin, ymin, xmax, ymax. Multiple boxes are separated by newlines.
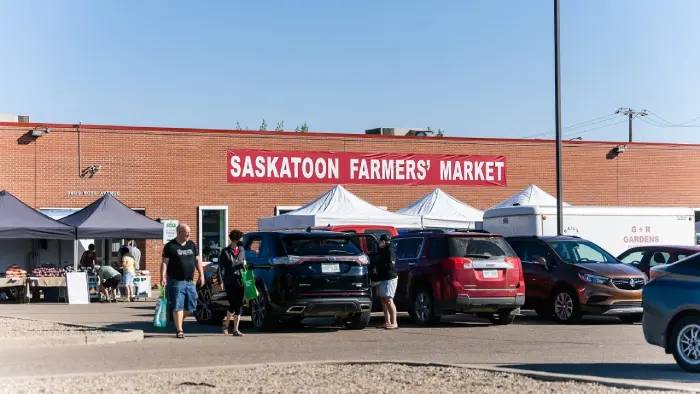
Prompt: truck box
<box><xmin>483</xmin><ymin>206</ymin><xmax>696</xmax><ymax>256</ymax></box>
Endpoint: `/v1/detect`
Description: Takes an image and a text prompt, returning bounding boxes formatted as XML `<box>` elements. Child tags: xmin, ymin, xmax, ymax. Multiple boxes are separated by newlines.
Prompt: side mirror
<box><xmin>532</xmin><ymin>256</ymin><xmax>549</xmax><ymax>270</ymax></box>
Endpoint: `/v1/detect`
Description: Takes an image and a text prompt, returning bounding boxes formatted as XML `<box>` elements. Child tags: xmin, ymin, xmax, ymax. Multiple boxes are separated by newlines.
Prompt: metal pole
<box><xmin>554</xmin><ymin>0</ymin><xmax>563</xmax><ymax>235</ymax></box>
<box><xmin>628</xmin><ymin>112</ymin><xmax>633</xmax><ymax>143</ymax></box>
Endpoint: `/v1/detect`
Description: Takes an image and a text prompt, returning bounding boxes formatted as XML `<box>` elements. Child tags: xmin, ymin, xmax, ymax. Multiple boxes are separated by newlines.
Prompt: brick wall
<box><xmin>1</xmin><ymin>124</ymin><xmax>699</xmax><ymax>275</ymax></box>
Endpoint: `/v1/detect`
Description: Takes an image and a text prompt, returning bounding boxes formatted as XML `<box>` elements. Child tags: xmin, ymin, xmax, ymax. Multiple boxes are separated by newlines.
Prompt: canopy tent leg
<box><xmin>73</xmin><ymin>240</ymin><xmax>79</xmax><ymax>270</ymax></box>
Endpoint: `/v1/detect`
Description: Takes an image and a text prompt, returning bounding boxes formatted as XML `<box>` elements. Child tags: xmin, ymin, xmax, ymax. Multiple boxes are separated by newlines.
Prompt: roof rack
<box><xmin>406</xmin><ymin>228</ymin><xmax>491</xmax><ymax>234</ymax></box>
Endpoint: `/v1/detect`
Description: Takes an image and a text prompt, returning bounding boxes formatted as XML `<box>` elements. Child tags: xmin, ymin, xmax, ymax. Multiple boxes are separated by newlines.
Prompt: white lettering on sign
<box><xmin>348</xmin><ymin>159</ymin><xmax>430</xmax><ymax>181</ymax></box>
<box><xmin>67</xmin><ymin>191</ymin><xmax>120</xmax><ymax>196</ymax></box>
<box><xmin>230</xmin><ymin>155</ymin><xmax>340</xmax><ymax>180</ymax></box>
<box><xmin>440</xmin><ymin>160</ymin><xmax>505</xmax><ymax>182</ymax></box>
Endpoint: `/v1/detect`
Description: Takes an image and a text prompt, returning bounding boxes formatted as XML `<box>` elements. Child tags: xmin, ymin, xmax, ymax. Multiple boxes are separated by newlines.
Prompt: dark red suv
<box><xmin>392</xmin><ymin>230</ymin><xmax>525</xmax><ymax>326</ymax></box>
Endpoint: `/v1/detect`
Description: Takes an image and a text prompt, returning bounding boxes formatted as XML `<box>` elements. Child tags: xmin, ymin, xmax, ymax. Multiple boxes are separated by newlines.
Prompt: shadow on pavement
<box><xmin>499</xmin><ymin>363</ymin><xmax>700</xmax><ymax>384</ymax></box>
<box><xmin>513</xmin><ymin>312</ymin><xmax>631</xmax><ymax>326</ymax></box>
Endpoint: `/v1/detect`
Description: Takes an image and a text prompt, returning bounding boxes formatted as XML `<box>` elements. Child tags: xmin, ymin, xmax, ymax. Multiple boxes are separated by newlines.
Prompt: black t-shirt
<box><xmin>375</xmin><ymin>245</ymin><xmax>398</xmax><ymax>281</ymax></box>
<box><xmin>162</xmin><ymin>239</ymin><xmax>198</xmax><ymax>281</ymax></box>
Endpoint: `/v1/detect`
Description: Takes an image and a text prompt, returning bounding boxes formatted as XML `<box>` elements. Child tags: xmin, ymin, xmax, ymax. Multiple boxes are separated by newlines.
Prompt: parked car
<box><xmin>391</xmin><ymin>229</ymin><xmax>525</xmax><ymax>326</ymax></box>
<box><xmin>194</xmin><ymin>230</ymin><xmax>375</xmax><ymax>331</ymax></box>
<box><xmin>618</xmin><ymin>245</ymin><xmax>700</xmax><ymax>276</ymax></box>
<box><xmin>505</xmin><ymin>235</ymin><xmax>647</xmax><ymax>324</ymax></box>
<box><xmin>643</xmin><ymin>253</ymin><xmax>700</xmax><ymax>372</ymax></box>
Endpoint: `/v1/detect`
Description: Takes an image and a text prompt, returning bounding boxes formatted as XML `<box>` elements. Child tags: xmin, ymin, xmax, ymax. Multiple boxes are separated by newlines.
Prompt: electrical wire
<box><xmin>521</xmin><ymin>113</ymin><xmax>618</xmax><ymax>139</ymax></box>
<box><xmin>643</xmin><ymin>110</ymin><xmax>700</xmax><ymax>127</ymax></box>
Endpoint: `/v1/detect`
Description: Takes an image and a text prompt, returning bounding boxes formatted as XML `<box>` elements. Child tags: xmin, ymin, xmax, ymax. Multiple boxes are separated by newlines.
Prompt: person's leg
<box><xmin>380</xmin><ymin>297</ymin><xmax>391</xmax><ymax>326</ymax></box>
<box><xmin>388</xmin><ymin>297</ymin><xmax>398</xmax><ymax>327</ymax></box>
<box><xmin>232</xmin><ymin>284</ymin><xmax>244</xmax><ymax>335</ymax></box>
<box><xmin>183</xmin><ymin>281</ymin><xmax>198</xmax><ymax>327</ymax></box>
<box><xmin>168</xmin><ymin>281</ymin><xmax>186</xmax><ymax>336</ymax></box>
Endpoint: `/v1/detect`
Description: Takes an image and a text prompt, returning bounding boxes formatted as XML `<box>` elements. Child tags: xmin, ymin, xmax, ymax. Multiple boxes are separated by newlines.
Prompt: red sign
<box><xmin>227</xmin><ymin>150</ymin><xmax>507</xmax><ymax>186</ymax></box>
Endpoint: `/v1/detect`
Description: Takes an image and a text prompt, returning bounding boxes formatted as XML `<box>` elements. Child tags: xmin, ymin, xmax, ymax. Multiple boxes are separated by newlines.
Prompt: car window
<box><xmin>282</xmin><ymin>235</ymin><xmax>362</xmax><ymax>256</ymax></box>
<box><xmin>677</xmin><ymin>253</ymin><xmax>695</xmax><ymax>261</ymax></box>
<box><xmin>394</xmin><ymin>238</ymin><xmax>424</xmax><ymax>260</ymax></box>
<box><xmin>426</xmin><ymin>238</ymin><xmax>447</xmax><ymax>259</ymax></box>
<box><xmin>649</xmin><ymin>251</ymin><xmax>670</xmax><ymax>267</ymax></box>
<box><xmin>245</xmin><ymin>237</ymin><xmax>264</xmax><ymax>259</ymax></box>
<box><xmin>363</xmin><ymin>230</ymin><xmax>389</xmax><ymax>254</ymax></box>
<box><xmin>620</xmin><ymin>251</ymin><xmax>645</xmax><ymax>265</ymax></box>
<box><xmin>447</xmin><ymin>236</ymin><xmax>516</xmax><ymax>258</ymax></box>
<box><xmin>548</xmin><ymin>240</ymin><xmax>617</xmax><ymax>264</ymax></box>
<box><xmin>507</xmin><ymin>240</ymin><xmax>526</xmax><ymax>260</ymax></box>
<box><xmin>672</xmin><ymin>254</ymin><xmax>700</xmax><ymax>270</ymax></box>
<box><xmin>525</xmin><ymin>242</ymin><xmax>550</xmax><ymax>263</ymax></box>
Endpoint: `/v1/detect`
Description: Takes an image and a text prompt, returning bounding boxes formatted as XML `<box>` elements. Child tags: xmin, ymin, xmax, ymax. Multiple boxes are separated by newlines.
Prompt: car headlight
<box><xmin>578</xmin><ymin>273</ymin><xmax>610</xmax><ymax>284</ymax></box>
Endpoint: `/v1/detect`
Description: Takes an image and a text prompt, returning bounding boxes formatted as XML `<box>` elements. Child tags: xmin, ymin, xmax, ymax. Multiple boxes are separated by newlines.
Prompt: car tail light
<box><xmin>357</xmin><ymin>255</ymin><xmax>369</xmax><ymax>265</ymax></box>
<box><xmin>441</xmin><ymin>257</ymin><xmax>473</xmax><ymax>269</ymax></box>
<box><xmin>506</xmin><ymin>257</ymin><xmax>524</xmax><ymax>288</ymax></box>
<box><xmin>272</xmin><ymin>256</ymin><xmax>302</xmax><ymax>265</ymax></box>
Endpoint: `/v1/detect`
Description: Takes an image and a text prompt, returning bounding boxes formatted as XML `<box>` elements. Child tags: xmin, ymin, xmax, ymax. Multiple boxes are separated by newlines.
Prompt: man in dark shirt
<box><xmin>161</xmin><ymin>223</ymin><xmax>205</xmax><ymax>338</ymax></box>
<box><xmin>376</xmin><ymin>234</ymin><xmax>399</xmax><ymax>329</ymax></box>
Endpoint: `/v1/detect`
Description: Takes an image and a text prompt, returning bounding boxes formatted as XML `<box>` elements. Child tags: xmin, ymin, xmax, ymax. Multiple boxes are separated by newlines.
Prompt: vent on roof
<box><xmin>17</xmin><ymin>115</ymin><xmax>30</xmax><ymax>123</ymax></box>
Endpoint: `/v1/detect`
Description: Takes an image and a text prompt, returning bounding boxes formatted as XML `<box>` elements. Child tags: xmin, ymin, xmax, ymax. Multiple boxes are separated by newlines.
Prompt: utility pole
<box><xmin>554</xmin><ymin>0</ymin><xmax>563</xmax><ymax>235</ymax></box>
<box><xmin>615</xmin><ymin>108</ymin><xmax>648</xmax><ymax>143</ymax></box>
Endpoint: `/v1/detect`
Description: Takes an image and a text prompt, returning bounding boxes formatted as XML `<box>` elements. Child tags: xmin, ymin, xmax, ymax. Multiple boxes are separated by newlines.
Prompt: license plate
<box><xmin>321</xmin><ymin>263</ymin><xmax>340</xmax><ymax>273</ymax></box>
<box><xmin>482</xmin><ymin>269</ymin><xmax>498</xmax><ymax>278</ymax></box>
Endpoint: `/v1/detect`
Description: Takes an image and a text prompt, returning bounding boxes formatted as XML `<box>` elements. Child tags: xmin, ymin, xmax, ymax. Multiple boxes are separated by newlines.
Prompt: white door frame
<box><xmin>197</xmin><ymin>205</ymin><xmax>229</xmax><ymax>263</ymax></box>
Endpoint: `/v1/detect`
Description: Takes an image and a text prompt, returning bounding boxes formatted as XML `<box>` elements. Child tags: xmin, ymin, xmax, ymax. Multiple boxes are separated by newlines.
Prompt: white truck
<box><xmin>482</xmin><ymin>205</ymin><xmax>696</xmax><ymax>256</ymax></box>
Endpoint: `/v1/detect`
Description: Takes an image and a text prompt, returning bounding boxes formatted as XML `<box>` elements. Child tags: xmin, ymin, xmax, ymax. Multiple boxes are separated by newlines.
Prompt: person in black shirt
<box><xmin>217</xmin><ymin>229</ymin><xmax>247</xmax><ymax>337</ymax></box>
<box><xmin>376</xmin><ymin>234</ymin><xmax>399</xmax><ymax>329</ymax></box>
<box><xmin>161</xmin><ymin>223</ymin><xmax>205</xmax><ymax>338</ymax></box>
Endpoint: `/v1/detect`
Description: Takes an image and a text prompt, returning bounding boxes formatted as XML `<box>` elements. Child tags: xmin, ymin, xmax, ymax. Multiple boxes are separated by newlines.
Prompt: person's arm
<box><xmin>217</xmin><ymin>250</ymin><xmax>227</xmax><ymax>288</ymax></box>
<box><xmin>161</xmin><ymin>245</ymin><xmax>169</xmax><ymax>286</ymax></box>
<box><xmin>195</xmin><ymin>244</ymin><xmax>205</xmax><ymax>286</ymax></box>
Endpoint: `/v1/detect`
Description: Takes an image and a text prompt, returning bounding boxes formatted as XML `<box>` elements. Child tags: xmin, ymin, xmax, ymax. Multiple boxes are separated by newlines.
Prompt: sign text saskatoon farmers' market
<box><xmin>227</xmin><ymin>150</ymin><xmax>507</xmax><ymax>186</ymax></box>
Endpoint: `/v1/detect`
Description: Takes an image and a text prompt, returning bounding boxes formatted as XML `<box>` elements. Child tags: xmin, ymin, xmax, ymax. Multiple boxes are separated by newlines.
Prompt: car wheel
<box><xmin>344</xmin><ymin>311</ymin><xmax>371</xmax><ymax>330</ymax></box>
<box><xmin>411</xmin><ymin>288</ymin><xmax>439</xmax><ymax>326</ymax></box>
<box><xmin>195</xmin><ymin>286</ymin><xmax>224</xmax><ymax>325</ymax></box>
<box><xmin>489</xmin><ymin>309</ymin><xmax>516</xmax><ymax>325</ymax></box>
<box><xmin>671</xmin><ymin>316</ymin><xmax>700</xmax><ymax>372</ymax></box>
<box><xmin>551</xmin><ymin>290</ymin><xmax>581</xmax><ymax>324</ymax></box>
<box><xmin>618</xmin><ymin>314</ymin><xmax>643</xmax><ymax>324</ymax></box>
<box><xmin>250</xmin><ymin>288</ymin><xmax>278</xmax><ymax>331</ymax></box>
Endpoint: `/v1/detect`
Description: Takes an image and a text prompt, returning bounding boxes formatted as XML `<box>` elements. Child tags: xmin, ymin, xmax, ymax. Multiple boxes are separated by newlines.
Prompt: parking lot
<box><xmin>0</xmin><ymin>302</ymin><xmax>697</xmax><ymax>391</ymax></box>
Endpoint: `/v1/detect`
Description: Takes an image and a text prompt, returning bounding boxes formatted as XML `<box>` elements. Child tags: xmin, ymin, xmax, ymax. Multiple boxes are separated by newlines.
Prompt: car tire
<box><xmin>671</xmin><ymin>316</ymin><xmax>700</xmax><ymax>372</ymax></box>
<box><xmin>618</xmin><ymin>314</ymin><xmax>643</xmax><ymax>324</ymax></box>
<box><xmin>344</xmin><ymin>311</ymin><xmax>371</xmax><ymax>330</ymax></box>
<box><xmin>489</xmin><ymin>310</ymin><xmax>516</xmax><ymax>326</ymax></box>
<box><xmin>411</xmin><ymin>287</ymin><xmax>440</xmax><ymax>326</ymax></box>
<box><xmin>250</xmin><ymin>287</ymin><xmax>278</xmax><ymax>332</ymax></box>
<box><xmin>194</xmin><ymin>286</ymin><xmax>224</xmax><ymax>325</ymax></box>
<box><xmin>551</xmin><ymin>289</ymin><xmax>582</xmax><ymax>324</ymax></box>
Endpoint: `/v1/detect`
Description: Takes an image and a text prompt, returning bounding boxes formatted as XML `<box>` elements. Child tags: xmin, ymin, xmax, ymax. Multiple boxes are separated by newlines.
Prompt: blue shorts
<box><xmin>167</xmin><ymin>280</ymin><xmax>197</xmax><ymax>313</ymax></box>
<box><xmin>123</xmin><ymin>271</ymin><xmax>135</xmax><ymax>286</ymax></box>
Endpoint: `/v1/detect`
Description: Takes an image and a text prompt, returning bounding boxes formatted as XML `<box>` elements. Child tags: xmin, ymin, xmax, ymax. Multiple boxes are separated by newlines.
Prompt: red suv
<box><xmin>392</xmin><ymin>230</ymin><xmax>525</xmax><ymax>326</ymax></box>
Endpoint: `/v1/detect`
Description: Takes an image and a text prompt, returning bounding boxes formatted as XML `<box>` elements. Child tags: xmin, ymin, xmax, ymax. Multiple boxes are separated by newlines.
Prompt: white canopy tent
<box><xmin>490</xmin><ymin>184</ymin><xmax>572</xmax><ymax>208</ymax></box>
<box><xmin>397</xmin><ymin>188</ymin><xmax>484</xmax><ymax>229</ymax></box>
<box><xmin>258</xmin><ymin>185</ymin><xmax>422</xmax><ymax>230</ymax></box>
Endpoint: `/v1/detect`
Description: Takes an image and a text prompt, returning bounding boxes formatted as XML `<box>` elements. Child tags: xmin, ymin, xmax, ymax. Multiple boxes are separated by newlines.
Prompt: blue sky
<box><xmin>1</xmin><ymin>0</ymin><xmax>699</xmax><ymax>143</ymax></box>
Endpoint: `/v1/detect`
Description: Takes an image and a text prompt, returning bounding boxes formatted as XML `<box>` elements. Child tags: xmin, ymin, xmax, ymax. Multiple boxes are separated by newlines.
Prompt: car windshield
<box><xmin>448</xmin><ymin>236</ymin><xmax>516</xmax><ymax>258</ymax></box>
<box><xmin>283</xmin><ymin>235</ymin><xmax>363</xmax><ymax>256</ymax></box>
<box><xmin>547</xmin><ymin>240</ymin><xmax>618</xmax><ymax>264</ymax></box>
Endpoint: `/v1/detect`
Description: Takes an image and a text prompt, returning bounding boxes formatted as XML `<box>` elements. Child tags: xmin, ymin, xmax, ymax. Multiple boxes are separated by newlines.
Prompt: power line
<box><xmin>521</xmin><ymin>113</ymin><xmax>618</xmax><ymax>138</ymax></box>
<box><xmin>614</xmin><ymin>107</ymin><xmax>648</xmax><ymax>142</ymax></box>
<box><xmin>563</xmin><ymin>119</ymin><xmax>628</xmax><ymax>138</ymax></box>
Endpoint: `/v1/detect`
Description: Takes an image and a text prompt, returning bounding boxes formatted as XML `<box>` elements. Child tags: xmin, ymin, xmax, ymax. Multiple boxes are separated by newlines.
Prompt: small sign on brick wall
<box><xmin>67</xmin><ymin>191</ymin><xmax>120</xmax><ymax>196</ymax></box>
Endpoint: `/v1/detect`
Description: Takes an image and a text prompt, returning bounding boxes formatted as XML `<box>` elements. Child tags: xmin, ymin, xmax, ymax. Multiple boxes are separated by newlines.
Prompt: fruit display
<box><xmin>4</xmin><ymin>265</ymin><xmax>27</xmax><ymax>278</ymax></box>
<box><xmin>30</xmin><ymin>264</ymin><xmax>65</xmax><ymax>277</ymax></box>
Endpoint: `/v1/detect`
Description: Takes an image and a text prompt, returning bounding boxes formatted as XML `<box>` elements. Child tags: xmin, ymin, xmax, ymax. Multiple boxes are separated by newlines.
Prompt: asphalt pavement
<box><xmin>0</xmin><ymin>302</ymin><xmax>698</xmax><ymax>391</ymax></box>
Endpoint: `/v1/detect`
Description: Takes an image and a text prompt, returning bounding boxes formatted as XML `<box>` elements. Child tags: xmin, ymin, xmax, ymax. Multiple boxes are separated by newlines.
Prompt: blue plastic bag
<box><xmin>153</xmin><ymin>287</ymin><xmax>168</xmax><ymax>328</ymax></box>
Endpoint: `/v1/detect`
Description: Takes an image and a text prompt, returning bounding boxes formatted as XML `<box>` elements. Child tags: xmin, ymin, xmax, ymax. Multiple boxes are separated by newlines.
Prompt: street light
<box><xmin>554</xmin><ymin>0</ymin><xmax>563</xmax><ymax>235</ymax></box>
<box><xmin>569</xmin><ymin>137</ymin><xmax>582</xmax><ymax>141</ymax></box>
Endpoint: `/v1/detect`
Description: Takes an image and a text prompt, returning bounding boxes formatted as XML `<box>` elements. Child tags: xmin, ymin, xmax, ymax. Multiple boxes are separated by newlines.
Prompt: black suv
<box><xmin>195</xmin><ymin>230</ymin><xmax>374</xmax><ymax>331</ymax></box>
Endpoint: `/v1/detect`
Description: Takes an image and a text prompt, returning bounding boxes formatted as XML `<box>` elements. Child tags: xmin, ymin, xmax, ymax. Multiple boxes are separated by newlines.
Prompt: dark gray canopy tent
<box><xmin>0</xmin><ymin>190</ymin><xmax>75</xmax><ymax>239</ymax></box>
<box><xmin>59</xmin><ymin>193</ymin><xmax>164</xmax><ymax>239</ymax></box>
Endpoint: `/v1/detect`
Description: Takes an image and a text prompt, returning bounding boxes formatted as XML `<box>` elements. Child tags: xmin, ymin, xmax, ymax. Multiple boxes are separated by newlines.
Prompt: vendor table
<box><xmin>0</xmin><ymin>277</ymin><xmax>29</xmax><ymax>303</ymax></box>
<box><xmin>28</xmin><ymin>277</ymin><xmax>67</xmax><ymax>303</ymax></box>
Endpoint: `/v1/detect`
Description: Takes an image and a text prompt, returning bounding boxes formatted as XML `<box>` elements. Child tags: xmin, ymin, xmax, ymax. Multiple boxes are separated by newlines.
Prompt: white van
<box><xmin>482</xmin><ymin>206</ymin><xmax>696</xmax><ymax>256</ymax></box>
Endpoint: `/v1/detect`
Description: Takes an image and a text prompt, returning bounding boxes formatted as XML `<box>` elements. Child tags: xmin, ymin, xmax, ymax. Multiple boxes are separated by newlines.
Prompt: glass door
<box><xmin>198</xmin><ymin>206</ymin><xmax>229</xmax><ymax>264</ymax></box>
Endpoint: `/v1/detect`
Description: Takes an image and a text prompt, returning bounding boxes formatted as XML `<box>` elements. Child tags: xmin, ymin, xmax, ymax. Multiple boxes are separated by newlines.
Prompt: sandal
<box><xmin>176</xmin><ymin>331</ymin><xmax>185</xmax><ymax>339</ymax></box>
<box><xmin>233</xmin><ymin>330</ymin><xmax>244</xmax><ymax>337</ymax></box>
<box><xmin>384</xmin><ymin>325</ymin><xmax>399</xmax><ymax>330</ymax></box>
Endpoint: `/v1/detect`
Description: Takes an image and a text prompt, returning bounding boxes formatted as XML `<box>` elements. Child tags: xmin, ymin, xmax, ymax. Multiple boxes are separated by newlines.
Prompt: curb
<box><xmin>0</xmin><ymin>316</ymin><xmax>144</xmax><ymax>349</ymax></box>
<box><xmin>0</xmin><ymin>359</ymin><xmax>693</xmax><ymax>392</ymax></box>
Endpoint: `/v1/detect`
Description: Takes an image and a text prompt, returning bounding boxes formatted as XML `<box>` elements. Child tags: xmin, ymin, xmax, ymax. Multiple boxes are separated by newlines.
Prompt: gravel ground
<box><xmin>0</xmin><ymin>316</ymin><xmax>104</xmax><ymax>338</ymax></box>
<box><xmin>0</xmin><ymin>363</ymin><xmax>686</xmax><ymax>394</ymax></box>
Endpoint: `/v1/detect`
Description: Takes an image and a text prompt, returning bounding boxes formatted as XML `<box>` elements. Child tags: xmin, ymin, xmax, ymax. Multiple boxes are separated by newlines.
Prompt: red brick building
<box><xmin>1</xmin><ymin>121</ymin><xmax>698</xmax><ymax>275</ymax></box>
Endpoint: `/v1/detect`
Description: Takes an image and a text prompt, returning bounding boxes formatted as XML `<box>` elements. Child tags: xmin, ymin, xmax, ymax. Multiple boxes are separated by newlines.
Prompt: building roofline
<box><xmin>0</xmin><ymin>121</ymin><xmax>697</xmax><ymax>148</ymax></box>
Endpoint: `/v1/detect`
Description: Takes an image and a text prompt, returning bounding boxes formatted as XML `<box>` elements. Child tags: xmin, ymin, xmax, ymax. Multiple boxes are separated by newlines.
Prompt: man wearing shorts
<box><xmin>97</xmin><ymin>265</ymin><xmax>122</xmax><ymax>303</ymax></box>
<box><xmin>161</xmin><ymin>223</ymin><xmax>205</xmax><ymax>338</ymax></box>
<box><xmin>376</xmin><ymin>234</ymin><xmax>398</xmax><ymax>329</ymax></box>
